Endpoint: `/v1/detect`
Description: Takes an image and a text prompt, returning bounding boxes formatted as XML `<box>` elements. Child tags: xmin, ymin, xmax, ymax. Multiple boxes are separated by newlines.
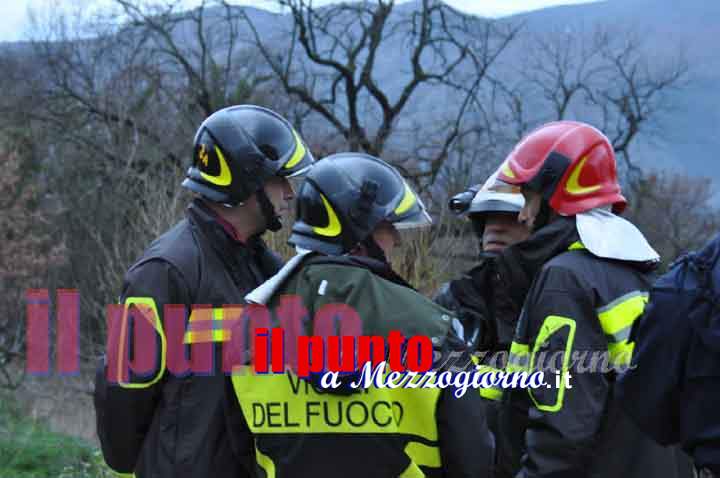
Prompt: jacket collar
<box><xmin>496</xmin><ymin>216</ymin><xmax>580</xmax><ymax>309</ymax></box>
<box><xmin>310</xmin><ymin>254</ymin><xmax>415</xmax><ymax>290</ymax></box>
<box><xmin>187</xmin><ymin>199</ymin><xmax>264</xmax><ymax>257</ymax></box>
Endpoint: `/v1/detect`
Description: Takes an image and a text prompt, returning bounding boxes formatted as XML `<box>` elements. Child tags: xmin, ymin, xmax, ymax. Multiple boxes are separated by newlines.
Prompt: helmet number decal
<box><xmin>199</xmin><ymin>144</ymin><xmax>209</xmax><ymax>166</ymax></box>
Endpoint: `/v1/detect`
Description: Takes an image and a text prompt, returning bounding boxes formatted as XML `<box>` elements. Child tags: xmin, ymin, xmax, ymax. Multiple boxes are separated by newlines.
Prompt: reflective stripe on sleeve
<box><xmin>597</xmin><ymin>291</ymin><xmax>648</xmax><ymax>367</ymax></box>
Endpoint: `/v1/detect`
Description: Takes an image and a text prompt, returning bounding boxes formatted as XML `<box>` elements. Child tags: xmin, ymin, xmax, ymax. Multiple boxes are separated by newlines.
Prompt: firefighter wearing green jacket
<box><xmin>226</xmin><ymin>152</ymin><xmax>494</xmax><ymax>477</ymax></box>
<box><xmin>491</xmin><ymin>121</ymin><xmax>688</xmax><ymax>478</ymax></box>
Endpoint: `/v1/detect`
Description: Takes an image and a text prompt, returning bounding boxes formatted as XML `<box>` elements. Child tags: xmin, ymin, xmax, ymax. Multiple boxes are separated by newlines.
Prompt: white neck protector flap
<box><xmin>575</xmin><ymin>208</ymin><xmax>660</xmax><ymax>263</ymax></box>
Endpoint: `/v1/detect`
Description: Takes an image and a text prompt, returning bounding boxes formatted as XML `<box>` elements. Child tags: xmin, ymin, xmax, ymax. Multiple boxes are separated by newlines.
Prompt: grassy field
<box><xmin>0</xmin><ymin>392</ymin><xmax>111</xmax><ymax>478</ymax></box>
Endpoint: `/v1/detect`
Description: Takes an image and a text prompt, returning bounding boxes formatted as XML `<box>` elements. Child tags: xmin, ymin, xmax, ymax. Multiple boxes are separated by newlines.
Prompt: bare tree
<box><xmin>495</xmin><ymin>26</ymin><xmax>688</xmax><ymax>178</ymax></box>
<box><xmin>5</xmin><ymin>1</ymin><xmax>280</xmax><ymax>359</ymax></box>
<box><xmin>0</xmin><ymin>151</ymin><xmax>66</xmax><ymax>389</ymax></box>
<box><xmin>113</xmin><ymin>0</ymin><xmax>274</xmax><ymax>119</ymax></box>
<box><xmin>625</xmin><ymin>171</ymin><xmax>720</xmax><ymax>265</ymax></box>
<box><xmin>237</xmin><ymin>0</ymin><xmax>519</xmax><ymax>188</ymax></box>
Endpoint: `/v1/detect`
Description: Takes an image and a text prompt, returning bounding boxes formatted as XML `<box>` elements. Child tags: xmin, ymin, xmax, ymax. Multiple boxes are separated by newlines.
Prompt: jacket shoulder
<box><xmin>538</xmin><ymin>250</ymin><xmax>602</xmax><ymax>283</ymax></box>
<box><xmin>297</xmin><ymin>263</ymin><xmax>454</xmax><ymax>338</ymax></box>
<box><xmin>128</xmin><ymin>219</ymin><xmax>201</xmax><ymax>288</ymax></box>
<box><xmin>300</xmin><ymin>262</ymin><xmax>393</xmax><ymax>299</ymax></box>
<box><xmin>543</xmin><ymin>249</ymin><xmax>650</xmax><ymax>283</ymax></box>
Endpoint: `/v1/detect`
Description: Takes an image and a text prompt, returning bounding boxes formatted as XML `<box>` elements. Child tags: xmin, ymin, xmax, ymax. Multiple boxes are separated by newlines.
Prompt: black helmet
<box><xmin>182</xmin><ymin>105</ymin><xmax>314</xmax><ymax>206</ymax></box>
<box><xmin>289</xmin><ymin>153</ymin><xmax>431</xmax><ymax>255</ymax></box>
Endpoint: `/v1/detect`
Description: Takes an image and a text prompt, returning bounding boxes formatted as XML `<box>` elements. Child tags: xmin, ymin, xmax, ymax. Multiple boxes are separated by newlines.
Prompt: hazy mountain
<box><xmin>514</xmin><ymin>0</ymin><xmax>720</xmax><ymax>180</ymax></box>
<box><xmin>2</xmin><ymin>0</ymin><xmax>717</xmax><ymax>187</ymax></box>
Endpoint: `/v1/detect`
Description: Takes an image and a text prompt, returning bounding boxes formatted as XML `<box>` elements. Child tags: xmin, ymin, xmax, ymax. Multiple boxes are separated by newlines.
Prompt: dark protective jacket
<box><xmin>434</xmin><ymin>219</ymin><xmax>592</xmax><ymax>471</ymax></box>
<box><xmin>499</xmin><ymin>216</ymin><xmax>689</xmax><ymax>478</ymax></box>
<box><xmin>226</xmin><ymin>253</ymin><xmax>495</xmax><ymax>478</ymax></box>
<box><xmin>94</xmin><ymin>199</ymin><xmax>282</xmax><ymax>478</ymax></box>
<box><xmin>434</xmin><ymin>253</ymin><xmax>517</xmax><ymax>353</ymax></box>
<box><xmin>617</xmin><ymin>233</ymin><xmax>720</xmax><ymax>476</ymax></box>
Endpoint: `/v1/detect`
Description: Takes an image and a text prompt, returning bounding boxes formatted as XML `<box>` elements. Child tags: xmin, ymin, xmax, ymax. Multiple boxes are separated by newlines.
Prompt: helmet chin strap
<box><xmin>360</xmin><ymin>235</ymin><xmax>388</xmax><ymax>264</ymax></box>
<box><xmin>256</xmin><ymin>186</ymin><xmax>283</xmax><ymax>232</ymax></box>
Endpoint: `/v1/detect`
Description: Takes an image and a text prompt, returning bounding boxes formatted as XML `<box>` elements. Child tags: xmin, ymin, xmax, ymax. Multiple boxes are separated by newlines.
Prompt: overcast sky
<box><xmin>0</xmin><ymin>0</ymin><xmax>600</xmax><ymax>42</ymax></box>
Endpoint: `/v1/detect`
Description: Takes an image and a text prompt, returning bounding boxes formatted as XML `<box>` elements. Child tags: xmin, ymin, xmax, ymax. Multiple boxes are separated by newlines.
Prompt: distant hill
<box><xmin>2</xmin><ymin>0</ymin><xmax>717</xmax><ymax>188</ymax></box>
<box><xmin>513</xmin><ymin>0</ymin><xmax>720</xmax><ymax>181</ymax></box>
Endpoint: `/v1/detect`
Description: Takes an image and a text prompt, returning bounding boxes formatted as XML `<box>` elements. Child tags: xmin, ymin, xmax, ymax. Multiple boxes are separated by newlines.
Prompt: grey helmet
<box><xmin>449</xmin><ymin>171</ymin><xmax>524</xmax><ymax>236</ymax></box>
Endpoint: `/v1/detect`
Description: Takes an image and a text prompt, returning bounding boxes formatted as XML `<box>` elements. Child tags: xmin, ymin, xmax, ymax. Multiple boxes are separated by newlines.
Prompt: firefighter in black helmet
<box><xmin>226</xmin><ymin>152</ymin><xmax>494</xmax><ymax>478</ymax></box>
<box><xmin>94</xmin><ymin>105</ymin><xmax>313</xmax><ymax>478</ymax></box>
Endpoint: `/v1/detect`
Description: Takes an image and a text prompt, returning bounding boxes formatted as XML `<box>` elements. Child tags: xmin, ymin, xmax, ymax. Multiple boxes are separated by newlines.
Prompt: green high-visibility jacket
<box><xmin>226</xmin><ymin>253</ymin><xmax>494</xmax><ymax>478</ymax></box>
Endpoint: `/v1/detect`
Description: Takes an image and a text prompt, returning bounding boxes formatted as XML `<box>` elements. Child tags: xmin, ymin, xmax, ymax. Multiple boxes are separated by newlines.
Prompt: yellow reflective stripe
<box><xmin>476</xmin><ymin>364</ymin><xmax>503</xmax><ymax>401</ymax></box>
<box><xmin>399</xmin><ymin>462</ymin><xmax>425</xmax><ymax>478</ymax></box>
<box><xmin>608</xmin><ymin>341</ymin><xmax>635</xmax><ymax>367</ymax></box>
<box><xmin>507</xmin><ymin>342</ymin><xmax>530</xmax><ymax>374</ymax></box>
<box><xmin>394</xmin><ymin>183</ymin><xmax>417</xmax><ymax>215</ymax></box>
<box><xmin>480</xmin><ymin>387</ymin><xmax>503</xmax><ymax>401</ymax></box>
<box><xmin>529</xmin><ymin>315</ymin><xmax>576</xmax><ymax>413</ymax></box>
<box><xmin>184</xmin><ymin>329</ymin><xmax>232</xmax><ymax>344</ymax></box>
<box><xmin>312</xmin><ymin>193</ymin><xmax>342</xmax><ymax>237</ymax></box>
<box><xmin>200</xmin><ymin>145</ymin><xmax>232</xmax><ymax>186</ymax></box>
<box><xmin>597</xmin><ymin>291</ymin><xmax>647</xmax><ymax>367</ymax></box>
<box><xmin>255</xmin><ymin>445</ymin><xmax>276</xmax><ymax>478</ymax></box>
<box><xmin>597</xmin><ymin>291</ymin><xmax>648</xmax><ymax>335</ymax></box>
<box><xmin>283</xmin><ymin>129</ymin><xmax>307</xmax><ymax>170</ymax></box>
<box><xmin>184</xmin><ymin>307</ymin><xmax>241</xmax><ymax>344</ymax></box>
<box><xmin>118</xmin><ymin>297</ymin><xmax>167</xmax><ymax>389</ymax></box>
<box><xmin>565</xmin><ymin>155</ymin><xmax>602</xmax><ymax>196</ymax></box>
<box><xmin>502</xmin><ymin>162</ymin><xmax>516</xmax><ymax>179</ymax></box>
<box><xmin>405</xmin><ymin>442</ymin><xmax>441</xmax><ymax>469</ymax></box>
<box><xmin>568</xmin><ymin>241</ymin><xmax>586</xmax><ymax>251</ymax></box>
<box><xmin>231</xmin><ymin>367</ymin><xmax>440</xmax><ymax>440</ymax></box>
<box><xmin>112</xmin><ymin>472</ymin><xmax>135</xmax><ymax>478</ymax></box>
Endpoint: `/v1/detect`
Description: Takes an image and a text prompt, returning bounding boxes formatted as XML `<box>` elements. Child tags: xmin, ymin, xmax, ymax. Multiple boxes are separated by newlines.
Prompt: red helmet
<box><xmin>496</xmin><ymin>121</ymin><xmax>626</xmax><ymax>215</ymax></box>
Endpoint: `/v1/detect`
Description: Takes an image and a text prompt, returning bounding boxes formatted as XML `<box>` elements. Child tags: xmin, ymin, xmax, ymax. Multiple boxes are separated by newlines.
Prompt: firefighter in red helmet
<box><xmin>491</xmin><ymin>121</ymin><xmax>690</xmax><ymax>477</ymax></box>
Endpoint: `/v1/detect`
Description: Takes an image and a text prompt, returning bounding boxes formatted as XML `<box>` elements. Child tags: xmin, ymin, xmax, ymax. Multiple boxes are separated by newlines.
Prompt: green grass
<box><xmin>0</xmin><ymin>393</ymin><xmax>112</xmax><ymax>478</ymax></box>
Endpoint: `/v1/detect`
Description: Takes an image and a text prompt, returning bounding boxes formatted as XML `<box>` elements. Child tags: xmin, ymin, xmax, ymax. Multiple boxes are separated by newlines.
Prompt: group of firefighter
<box><xmin>93</xmin><ymin>105</ymin><xmax>719</xmax><ymax>478</ymax></box>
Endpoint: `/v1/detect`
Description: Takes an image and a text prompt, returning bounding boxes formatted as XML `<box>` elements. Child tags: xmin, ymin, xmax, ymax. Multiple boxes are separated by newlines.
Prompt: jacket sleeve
<box><xmin>433</xmin><ymin>263</ymin><xmax>498</xmax><ymax>352</ymax></box>
<box><xmin>437</xmin><ymin>386</ymin><xmax>495</xmax><ymax>477</ymax></box>
<box><xmin>94</xmin><ymin>259</ymin><xmax>190</xmax><ymax>475</ymax></box>
<box><xmin>615</xmin><ymin>276</ymin><xmax>687</xmax><ymax>446</ymax></box>
<box><xmin>514</xmin><ymin>265</ymin><xmax>610</xmax><ymax>478</ymax></box>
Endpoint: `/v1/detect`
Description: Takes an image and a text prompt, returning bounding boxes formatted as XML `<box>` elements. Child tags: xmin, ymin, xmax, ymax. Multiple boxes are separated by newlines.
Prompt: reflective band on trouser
<box><xmin>231</xmin><ymin>368</ymin><xmax>442</xmax><ymax>473</ymax></box>
<box><xmin>597</xmin><ymin>291</ymin><xmax>648</xmax><ymax>367</ymax></box>
<box><xmin>184</xmin><ymin>306</ymin><xmax>242</xmax><ymax>344</ymax></box>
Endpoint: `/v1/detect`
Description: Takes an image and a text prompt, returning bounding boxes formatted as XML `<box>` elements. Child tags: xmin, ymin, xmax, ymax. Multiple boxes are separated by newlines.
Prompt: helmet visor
<box><xmin>393</xmin><ymin>209</ymin><xmax>432</xmax><ymax>229</ymax></box>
